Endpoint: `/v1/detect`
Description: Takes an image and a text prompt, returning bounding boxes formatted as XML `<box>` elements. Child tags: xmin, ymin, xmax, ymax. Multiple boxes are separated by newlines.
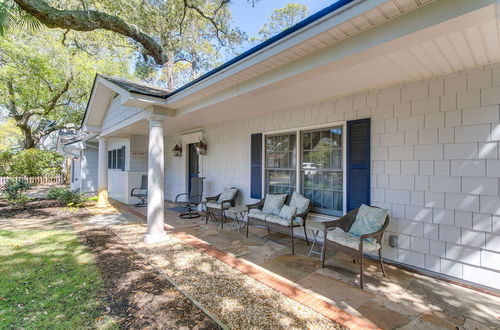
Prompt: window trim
<box><xmin>108</xmin><ymin>146</ymin><xmax>126</xmax><ymax>171</ymax></box>
<box><xmin>262</xmin><ymin>120</ymin><xmax>347</xmax><ymax>216</ymax></box>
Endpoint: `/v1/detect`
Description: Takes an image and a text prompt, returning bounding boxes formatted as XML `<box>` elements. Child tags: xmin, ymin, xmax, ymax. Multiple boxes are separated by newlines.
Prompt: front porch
<box><xmin>109</xmin><ymin>200</ymin><xmax>500</xmax><ymax>329</ymax></box>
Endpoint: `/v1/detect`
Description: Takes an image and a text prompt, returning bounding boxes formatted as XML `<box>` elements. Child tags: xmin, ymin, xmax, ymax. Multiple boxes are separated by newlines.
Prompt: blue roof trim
<box><xmin>165</xmin><ymin>0</ymin><xmax>356</xmax><ymax>98</ymax></box>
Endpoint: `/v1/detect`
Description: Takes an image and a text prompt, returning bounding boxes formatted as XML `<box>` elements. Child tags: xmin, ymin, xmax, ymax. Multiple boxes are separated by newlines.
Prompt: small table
<box><xmin>225</xmin><ymin>206</ymin><xmax>248</xmax><ymax>232</ymax></box>
<box><xmin>306</xmin><ymin>220</ymin><xmax>325</xmax><ymax>257</ymax></box>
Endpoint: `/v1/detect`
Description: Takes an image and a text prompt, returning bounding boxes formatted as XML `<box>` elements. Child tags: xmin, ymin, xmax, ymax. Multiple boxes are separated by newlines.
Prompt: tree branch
<box><xmin>6</xmin><ymin>80</ymin><xmax>20</xmax><ymax>118</ymax></box>
<box><xmin>12</xmin><ymin>0</ymin><xmax>168</xmax><ymax>64</ymax></box>
<box><xmin>43</xmin><ymin>73</ymin><xmax>73</xmax><ymax>115</ymax></box>
<box><xmin>183</xmin><ymin>0</ymin><xmax>230</xmax><ymax>45</ymax></box>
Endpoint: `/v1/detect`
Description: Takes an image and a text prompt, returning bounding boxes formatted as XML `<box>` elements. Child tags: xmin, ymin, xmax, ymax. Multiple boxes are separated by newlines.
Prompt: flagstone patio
<box><xmin>103</xmin><ymin>201</ymin><xmax>500</xmax><ymax>329</ymax></box>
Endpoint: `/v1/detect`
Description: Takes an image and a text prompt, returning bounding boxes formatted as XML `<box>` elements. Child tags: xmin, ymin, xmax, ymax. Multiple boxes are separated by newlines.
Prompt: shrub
<box><xmin>50</xmin><ymin>188</ymin><xmax>87</xmax><ymax>207</ymax></box>
<box><xmin>4</xmin><ymin>179</ymin><xmax>31</xmax><ymax>199</ymax></box>
<box><xmin>8</xmin><ymin>149</ymin><xmax>63</xmax><ymax>177</ymax></box>
<box><xmin>0</xmin><ymin>150</ymin><xmax>13</xmax><ymax>176</ymax></box>
<box><xmin>3</xmin><ymin>179</ymin><xmax>31</xmax><ymax>206</ymax></box>
<box><xmin>7</xmin><ymin>193</ymin><xmax>31</xmax><ymax>206</ymax></box>
<box><xmin>47</xmin><ymin>187</ymin><xmax>66</xmax><ymax>200</ymax></box>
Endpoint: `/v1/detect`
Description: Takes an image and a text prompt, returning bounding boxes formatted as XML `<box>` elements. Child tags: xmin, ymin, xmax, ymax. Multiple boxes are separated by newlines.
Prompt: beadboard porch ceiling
<box><xmin>106</xmin><ymin>0</ymin><xmax>500</xmax><ymax>137</ymax></box>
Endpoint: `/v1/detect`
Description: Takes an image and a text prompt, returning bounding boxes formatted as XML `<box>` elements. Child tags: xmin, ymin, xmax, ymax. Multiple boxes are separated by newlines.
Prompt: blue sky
<box><xmin>230</xmin><ymin>1</ymin><xmax>336</xmax><ymax>42</ymax></box>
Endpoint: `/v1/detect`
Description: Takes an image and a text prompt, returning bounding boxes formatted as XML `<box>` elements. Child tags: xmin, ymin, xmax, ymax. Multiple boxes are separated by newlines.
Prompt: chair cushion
<box><xmin>262</xmin><ymin>194</ymin><xmax>287</xmax><ymax>215</ymax></box>
<box><xmin>266</xmin><ymin>214</ymin><xmax>300</xmax><ymax>226</ymax></box>
<box><xmin>248</xmin><ymin>208</ymin><xmax>267</xmax><ymax>220</ymax></box>
<box><xmin>327</xmin><ymin>229</ymin><xmax>380</xmax><ymax>251</ymax></box>
<box><xmin>217</xmin><ymin>187</ymin><xmax>238</xmax><ymax>203</ymax></box>
<box><xmin>289</xmin><ymin>191</ymin><xmax>310</xmax><ymax>214</ymax></box>
<box><xmin>206</xmin><ymin>202</ymin><xmax>230</xmax><ymax>210</ymax></box>
<box><xmin>349</xmin><ymin>204</ymin><xmax>388</xmax><ymax>237</ymax></box>
<box><xmin>279</xmin><ymin>205</ymin><xmax>296</xmax><ymax>220</ymax></box>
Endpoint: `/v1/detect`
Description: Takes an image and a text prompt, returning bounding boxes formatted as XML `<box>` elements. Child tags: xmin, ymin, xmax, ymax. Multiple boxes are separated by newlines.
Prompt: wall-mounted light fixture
<box><xmin>195</xmin><ymin>138</ymin><xmax>207</xmax><ymax>156</ymax></box>
<box><xmin>172</xmin><ymin>144</ymin><xmax>182</xmax><ymax>157</ymax></box>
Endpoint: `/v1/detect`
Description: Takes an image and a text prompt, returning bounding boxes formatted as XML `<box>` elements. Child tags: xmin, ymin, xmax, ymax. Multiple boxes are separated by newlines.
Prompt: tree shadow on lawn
<box><xmin>79</xmin><ymin>227</ymin><xmax>219</xmax><ymax>330</ymax></box>
<box><xmin>0</xmin><ymin>229</ymin><xmax>106</xmax><ymax>329</ymax></box>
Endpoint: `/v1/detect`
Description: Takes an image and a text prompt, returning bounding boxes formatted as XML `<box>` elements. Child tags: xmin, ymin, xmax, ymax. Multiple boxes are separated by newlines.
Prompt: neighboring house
<box><xmin>81</xmin><ymin>0</ymin><xmax>500</xmax><ymax>291</ymax></box>
<box><xmin>59</xmin><ymin>132</ymin><xmax>99</xmax><ymax>194</ymax></box>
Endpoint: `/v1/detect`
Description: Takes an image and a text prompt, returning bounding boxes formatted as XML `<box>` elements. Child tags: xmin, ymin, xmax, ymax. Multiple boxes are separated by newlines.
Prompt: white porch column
<box><xmin>144</xmin><ymin>118</ymin><xmax>167</xmax><ymax>243</ymax></box>
<box><xmin>96</xmin><ymin>136</ymin><xmax>110</xmax><ymax>207</ymax></box>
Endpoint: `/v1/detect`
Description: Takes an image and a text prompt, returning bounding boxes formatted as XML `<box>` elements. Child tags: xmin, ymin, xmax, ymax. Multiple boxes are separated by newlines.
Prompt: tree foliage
<box><xmin>0</xmin><ymin>147</ymin><xmax>63</xmax><ymax>178</ymax></box>
<box><xmin>2</xmin><ymin>0</ymin><xmax>248</xmax><ymax>70</ymax></box>
<box><xmin>0</xmin><ymin>28</ymin><xmax>131</xmax><ymax>148</ymax></box>
<box><xmin>0</xmin><ymin>118</ymin><xmax>23</xmax><ymax>151</ymax></box>
<box><xmin>254</xmin><ymin>3</ymin><xmax>309</xmax><ymax>41</ymax></box>
<box><xmin>3</xmin><ymin>148</ymin><xmax>63</xmax><ymax>176</ymax></box>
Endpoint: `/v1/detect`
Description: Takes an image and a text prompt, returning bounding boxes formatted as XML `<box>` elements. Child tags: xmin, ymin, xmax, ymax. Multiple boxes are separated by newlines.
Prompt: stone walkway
<box><xmin>89</xmin><ymin>202</ymin><xmax>500</xmax><ymax>329</ymax></box>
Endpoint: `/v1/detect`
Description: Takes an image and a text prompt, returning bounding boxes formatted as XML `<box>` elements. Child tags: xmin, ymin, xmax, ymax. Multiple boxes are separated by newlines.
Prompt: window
<box><xmin>264</xmin><ymin>125</ymin><xmax>343</xmax><ymax>216</ymax></box>
<box><xmin>108</xmin><ymin>146</ymin><xmax>125</xmax><ymax>170</ymax></box>
<box><xmin>265</xmin><ymin>133</ymin><xmax>296</xmax><ymax>194</ymax></box>
<box><xmin>301</xmin><ymin>127</ymin><xmax>343</xmax><ymax>216</ymax></box>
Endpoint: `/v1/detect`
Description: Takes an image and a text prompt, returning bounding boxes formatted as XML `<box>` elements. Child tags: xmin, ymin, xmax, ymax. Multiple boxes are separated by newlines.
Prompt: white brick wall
<box><xmin>161</xmin><ymin>64</ymin><xmax>500</xmax><ymax>290</ymax></box>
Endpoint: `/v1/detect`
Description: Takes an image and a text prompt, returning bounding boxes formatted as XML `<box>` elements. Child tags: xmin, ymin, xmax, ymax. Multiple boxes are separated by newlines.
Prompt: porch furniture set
<box><xmin>132</xmin><ymin>176</ymin><xmax>390</xmax><ymax>289</ymax></box>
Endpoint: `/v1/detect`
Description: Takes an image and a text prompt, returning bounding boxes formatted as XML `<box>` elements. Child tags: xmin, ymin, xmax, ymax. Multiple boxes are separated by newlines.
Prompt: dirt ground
<box><xmin>0</xmin><ymin>199</ymin><xmax>220</xmax><ymax>329</ymax></box>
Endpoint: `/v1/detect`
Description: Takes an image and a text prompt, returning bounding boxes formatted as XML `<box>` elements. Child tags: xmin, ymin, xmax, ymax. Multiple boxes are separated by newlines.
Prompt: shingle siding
<box><xmin>162</xmin><ymin>63</ymin><xmax>500</xmax><ymax>290</ymax></box>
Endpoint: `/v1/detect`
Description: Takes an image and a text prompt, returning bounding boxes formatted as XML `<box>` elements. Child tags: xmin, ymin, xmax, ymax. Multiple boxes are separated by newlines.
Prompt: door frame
<box><xmin>181</xmin><ymin>131</ymin><xmax>204</xmax><ymax>194</ymax></box>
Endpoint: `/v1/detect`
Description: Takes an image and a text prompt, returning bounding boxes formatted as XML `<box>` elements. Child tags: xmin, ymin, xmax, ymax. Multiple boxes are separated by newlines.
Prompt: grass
<box><xmin>0</xmin><ymin>228</ymin><xmax>115</xmax><ymax>329</ymax></box>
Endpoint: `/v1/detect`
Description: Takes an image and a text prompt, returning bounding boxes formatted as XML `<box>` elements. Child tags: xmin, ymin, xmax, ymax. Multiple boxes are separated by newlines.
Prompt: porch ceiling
<box><xmin>155</xmin><ymin>0</ymin><xmax>499</xmax><ymax>135</ymax></box>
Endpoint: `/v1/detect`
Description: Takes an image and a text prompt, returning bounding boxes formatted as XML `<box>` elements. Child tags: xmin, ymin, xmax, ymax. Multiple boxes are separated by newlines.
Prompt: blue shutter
<box><xmin>121</xmin><ymin>146</ymin><xmax>126</xmax><ymax>171</ymax></box>
<box><xmin>347</xmin><ymin>118</ymin><xmax>371</xmax><ymax>211</ymax></box>
<box><xmin>250</xmin><ymin>133</ymin><xmax>262</xmax><ymax>199</ymax></box>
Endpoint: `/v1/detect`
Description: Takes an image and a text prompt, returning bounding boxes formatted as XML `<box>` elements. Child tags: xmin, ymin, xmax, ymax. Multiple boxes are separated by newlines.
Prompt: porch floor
<box><xmin>107</xmin><ymin>201</ymin><xmax>500</xmax><ymax>329</ymax></box>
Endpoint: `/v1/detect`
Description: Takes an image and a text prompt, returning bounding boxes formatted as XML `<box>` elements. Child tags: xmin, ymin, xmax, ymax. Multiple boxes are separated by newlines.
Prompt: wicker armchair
<box><xmin>320</xmin><ymin>206</ymin><xmax>389</xmax><ymax>289</ymax></box>
<box><xmin>246</xmin><ymin>192</ymin><xmax>312</xmax><ymax>255</ymax></box>
<box><xmin>203</xmin><ymin>187</ymin><xmax>239</xmax><ymax>228</ymax></box>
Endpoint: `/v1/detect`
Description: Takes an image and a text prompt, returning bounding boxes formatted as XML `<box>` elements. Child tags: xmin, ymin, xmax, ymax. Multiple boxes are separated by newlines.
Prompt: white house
<box><xmin>81</xmin><ymin>0</ymin><xmax>500</xmax><ymax>291</ymax></box>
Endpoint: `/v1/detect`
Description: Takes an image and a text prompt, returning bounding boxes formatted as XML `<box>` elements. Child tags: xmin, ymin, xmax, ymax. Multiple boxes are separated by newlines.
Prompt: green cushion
<box><xmin>349</xmin><ymin>204</ymin><xmax>387</xmax><ymax>237</ymax></box>
<box><xmin>327</xmin><ymin>229</ymin><xmax>380</xmax><ymax>251</ymax></box>
<box><xmin>217</xmin><ymin>187</ymin><xmax>238</xmax><ymax>203</ymax></box>
<box><xmin>289</xmin><ymin>191</ymin><xmax>310</xmax><ymax>214</ymax></box>
<box><xmin>262</xmin><ymin>194</ymin><xmax>287</xmax><ymax>215</ymax></box>
<box><xmin>279</xmin><ymin>204</ymin><xmax>296</xmax><ymax>220</ymax></box>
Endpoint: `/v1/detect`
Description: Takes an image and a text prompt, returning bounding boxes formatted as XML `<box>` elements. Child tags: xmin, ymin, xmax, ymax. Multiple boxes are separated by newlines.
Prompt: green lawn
<box><xmin>0</xmin><ymin>229</ymin><xmax>112</xmax><ymax>329</ymax></box>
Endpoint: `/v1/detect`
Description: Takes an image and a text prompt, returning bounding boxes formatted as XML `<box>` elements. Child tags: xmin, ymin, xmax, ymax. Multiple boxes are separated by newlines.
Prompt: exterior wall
<box><xmin>106</xmin><ymin>136</ymin><xmax>148</xmax><ymax>204</ymax></box>
<box><xmin>164</xmin><ymin>63</ymin><xmax>500</xmax><ymax>290</ymax></box>
<box><xmin>80</xmin><ymin>148</ymin><xmax>98</xmax><ymax>193</ymax></box>
<box><xmin>129</xmin><ymin>135</ymin><xmax>148</xmax><ymax>171</ymax></box>
<box><xmin>101</xmin><ymin>97</ymin><xmax>145</xmax><ymax>132</ymax></box>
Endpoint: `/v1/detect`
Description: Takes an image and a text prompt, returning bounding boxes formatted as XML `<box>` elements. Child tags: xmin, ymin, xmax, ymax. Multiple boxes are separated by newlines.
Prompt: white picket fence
<box><xmin>0</xmin><ymin>174</ymin><xmax>65</xmax><ymax>187</ymax></box>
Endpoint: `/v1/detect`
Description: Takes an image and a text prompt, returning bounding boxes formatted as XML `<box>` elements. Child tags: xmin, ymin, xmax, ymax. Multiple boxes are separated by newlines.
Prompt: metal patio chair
<box><xmin>203</xmin><ymin>187</ymin><xmax>239</xmax><ymax>228</ymax></box>
<box><xmin>130</xmin><ymin>175</ymin><xmax>148</xmax><ymax>207</ymax></box>
<box><xmin>175</xmin><ymin>177</ymin><xmax>205</xmax><ymax>219</ymax></box>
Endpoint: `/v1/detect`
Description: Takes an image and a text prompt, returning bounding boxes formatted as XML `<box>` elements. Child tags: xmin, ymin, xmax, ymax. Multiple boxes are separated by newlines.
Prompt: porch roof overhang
<box><xmin>83</xmin><ymin>0</ymin><xmax>500</xmax><ymax>137</ymax></box>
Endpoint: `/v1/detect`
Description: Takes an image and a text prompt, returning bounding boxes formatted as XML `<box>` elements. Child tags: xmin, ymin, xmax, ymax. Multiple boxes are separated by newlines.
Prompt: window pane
<box><xmin>265</xmin><ymin>133</ymin><xmax>297</xmax><ymax>195</ymax></box>
<box><xmin>301</xmin><ymin>126</ymin><xmax>343</xmax><ymax>216</ymax></box>
<box><xmin>112</xmin><ymin>150</ymin><xmax>117</xmax><ymax>169</ymax></box>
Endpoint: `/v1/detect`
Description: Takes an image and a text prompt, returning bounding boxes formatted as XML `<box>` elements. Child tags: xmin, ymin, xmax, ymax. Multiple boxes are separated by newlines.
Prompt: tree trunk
<box><xmin>18</xmin><ymin>124</ymin><xmax>36</xmax><ymax>149</ymax></box>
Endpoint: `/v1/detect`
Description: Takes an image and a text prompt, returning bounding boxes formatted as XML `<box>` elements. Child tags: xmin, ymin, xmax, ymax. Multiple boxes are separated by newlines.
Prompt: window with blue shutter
<box><xmin>347</xmin><ymin>118</ymin><xmax>371</xmax><ymax>211</ymax></box>
<box><xmin>250</xmin><ymin>133</ymin><xmax>262</xmax><ymax>199</ymax></box>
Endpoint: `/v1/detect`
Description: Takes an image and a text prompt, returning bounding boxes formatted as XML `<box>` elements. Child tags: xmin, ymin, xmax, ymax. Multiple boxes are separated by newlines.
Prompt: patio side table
<box><xmin>306</xmin><ymin>220</ymin><xmax>325</xmax><ymax>258</ymax></box>
<box><xmin>226</xmin><ymin>206</ymin><xmax>248</xmax><ymax>232</ymax></box>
